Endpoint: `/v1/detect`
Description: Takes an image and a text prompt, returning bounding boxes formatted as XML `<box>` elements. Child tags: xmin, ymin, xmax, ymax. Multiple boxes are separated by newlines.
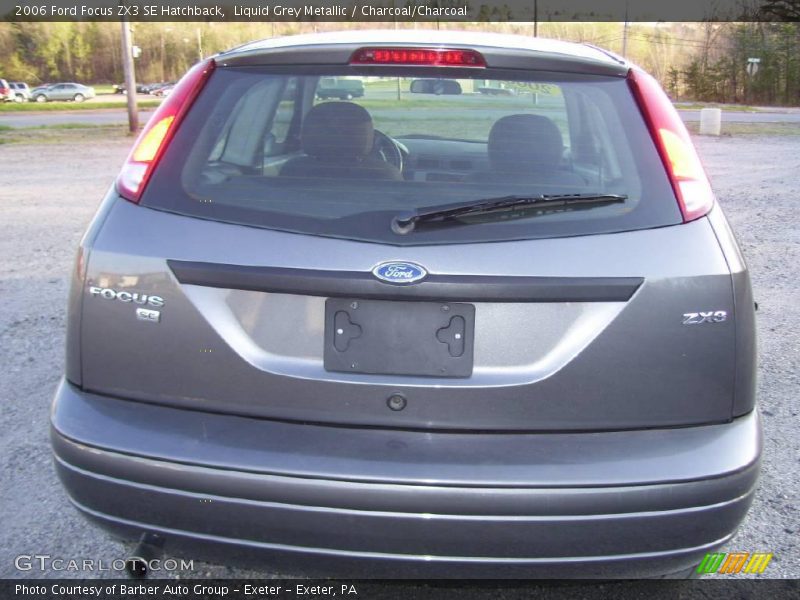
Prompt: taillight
<box><xmin>350</xmin><ymin>47</ymin><xmax>485</xmax><ymax>67</ymax></box>
<box><xmin>627</xmin><ymin>68</ymin><xmax>715</xmax><ymax>222</ymax></box>
<box><xmin>116</xmin><ymin>58</ymin><xmax>215</xmax><ymax>203</ymax></box>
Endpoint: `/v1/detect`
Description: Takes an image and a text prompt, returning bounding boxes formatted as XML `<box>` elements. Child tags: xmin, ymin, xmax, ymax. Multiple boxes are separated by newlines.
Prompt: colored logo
<box><xmin>696</xmin><ymin>552</ymin><xmax>773</xmax><ymax>574</ymax></box>
<box><xmin>372</xmin><ymin>261</ymin><xmax>427</xmax><ymax>285</ymax></box>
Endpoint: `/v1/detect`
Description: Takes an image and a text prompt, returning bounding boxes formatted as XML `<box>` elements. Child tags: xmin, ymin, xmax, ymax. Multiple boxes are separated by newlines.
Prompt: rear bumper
<box><xmin>51</xmin><ymin>379</ymin><xmax>761</xmax><ymax>578</ymax></box>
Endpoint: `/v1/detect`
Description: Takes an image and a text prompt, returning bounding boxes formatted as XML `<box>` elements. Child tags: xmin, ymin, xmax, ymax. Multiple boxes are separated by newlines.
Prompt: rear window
<box><xmin>142</xmin><ymin>65</ymin><xmax>681</xmax><ymax>245</ymax></box>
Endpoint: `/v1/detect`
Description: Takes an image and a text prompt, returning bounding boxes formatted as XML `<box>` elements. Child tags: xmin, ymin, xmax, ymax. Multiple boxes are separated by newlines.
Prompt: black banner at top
<box><xmin>2</xmin><ymin>0</ymin><xmax>800</xmax><ymax>22</ymax></box>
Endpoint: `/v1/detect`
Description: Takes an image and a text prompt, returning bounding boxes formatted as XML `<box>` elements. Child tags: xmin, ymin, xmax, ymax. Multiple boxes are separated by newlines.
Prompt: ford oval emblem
<box><xmin>372</xmin><ymin>261</ymin><xmax>428</xmax><ymax>285</ymax></box>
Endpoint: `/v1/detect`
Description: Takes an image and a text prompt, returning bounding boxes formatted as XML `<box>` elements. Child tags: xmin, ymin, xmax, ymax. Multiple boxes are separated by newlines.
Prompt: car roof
<box><xmin>221</xmin><ymin>29</ymin><xmax>625</xmax><ymax>68</ymax></box>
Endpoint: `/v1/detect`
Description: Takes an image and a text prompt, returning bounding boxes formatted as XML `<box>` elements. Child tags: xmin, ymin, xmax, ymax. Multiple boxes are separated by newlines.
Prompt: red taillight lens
<box><xmin>116</xmin><ymin>58</ymin><xmax>215</xmax><ymax>203</ymax></box>
<box><xmin>350</xmin><ymin>47</ymin><xmax>485</xmax><ymax>67</ymax></box>
<box><xmin>627</xmin><ymin>68</ymin><xmax>715</xmax><ymax>222</ymax></box>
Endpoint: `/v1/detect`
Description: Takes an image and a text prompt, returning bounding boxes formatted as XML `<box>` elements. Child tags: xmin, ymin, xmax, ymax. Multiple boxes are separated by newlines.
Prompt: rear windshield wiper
<box><xmin>391</xmin><ymin>193</ymin><xmax>627</xmax><ymax>234</ymax></box>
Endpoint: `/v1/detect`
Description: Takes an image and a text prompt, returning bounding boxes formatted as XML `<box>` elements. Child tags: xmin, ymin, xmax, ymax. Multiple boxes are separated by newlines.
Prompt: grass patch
<box><xmin>687</xmin><ymin>122</ymin><xmax>800</xmax><ymax>136</ymax></box>
<box><xmin>0</xmin><ymin>122</ymin><xmax>125</xmax><ymax>132</ymax></box>
<box><xmin>376</xmin><ymin>114</ymin><xmax>568</xmax><ymax>141</ymax></box>
<box><xmin>93</xmin><ymin>84</ymin><xmax>119</xmax><ymax>95</ymax></box>
<box><xmin>364</xmin><ymin>80</ymin><xmax>401</xmax><ymax>93</ymax></box>
<box><xmin>354</xmin><ymin>96</ymin><xmax>561</xmax><ymax>111</ymax></box>
<box><xmin>379</xmin><ymin>117</ymin><xmax>497</xmax><ymax>140</ymax></box>
<box><xmin>0</xmin><ymin>100</ymin><xmax>160</xmax><ymax>112</ymax></box>
<box><xmin>23</xmin><ymin>123</ymin><xmax>118</xmax><ymax>130</ymax></box>
<box><xmin>676</xmin><ymin>102</ymin><xmax>761</xmax><ymax>113</ymax></box>
<box><xmin>0</xmin><ymin>123</ymin><xmax>130</xmax><ymax>145</ymax></box>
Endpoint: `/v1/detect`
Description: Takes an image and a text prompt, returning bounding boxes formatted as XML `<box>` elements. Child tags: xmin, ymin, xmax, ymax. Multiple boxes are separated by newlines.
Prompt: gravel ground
<box><xmin>0</xmin><ymin>133</ymin><xmax>798</xmax><ymax>583</ymax></box>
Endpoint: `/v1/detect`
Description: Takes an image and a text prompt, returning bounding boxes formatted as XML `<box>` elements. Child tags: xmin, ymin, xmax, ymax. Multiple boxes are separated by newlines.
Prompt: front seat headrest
<box><xmin>301</xmin><ymin>102</ymin><xmax>374</xmax><ymax>160</ymax></box>
<box><xmin>488</xmin><ymin>114</ymin><xmax>564</xmax><ymax>173</ymax></box>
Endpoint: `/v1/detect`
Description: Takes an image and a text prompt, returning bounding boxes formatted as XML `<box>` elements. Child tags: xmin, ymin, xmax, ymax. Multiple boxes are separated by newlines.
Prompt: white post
<box><xmin>699</xmin><ymin>108</ymin><xmax>722</xmax><ymax>136</ymax></box>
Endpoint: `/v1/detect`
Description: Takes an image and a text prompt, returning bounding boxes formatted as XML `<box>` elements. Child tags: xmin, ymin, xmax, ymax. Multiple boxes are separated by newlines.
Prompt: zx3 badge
<box><xmin>683</xmin><ymin>310</ymin><xmax>727</xmax><ymax>325</ymax></box>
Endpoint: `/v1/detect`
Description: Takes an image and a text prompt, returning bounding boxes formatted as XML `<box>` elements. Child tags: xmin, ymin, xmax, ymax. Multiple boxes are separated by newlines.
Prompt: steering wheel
<box><xmin>371</xmin><ymin>129</ymin><xmax>404</xmax><ymax>173</ymax></box>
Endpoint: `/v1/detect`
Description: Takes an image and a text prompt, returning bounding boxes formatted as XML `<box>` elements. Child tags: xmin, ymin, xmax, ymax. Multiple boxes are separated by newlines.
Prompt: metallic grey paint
<box><xmin>52</xmin><ymin>32</ymin><xmax>760</xmax><ymax>576</ymax></box>
<box><xmin>76</xmin><ymin>195</ymin><xmax>741</xmax><ymax>430</ymax></box>
<box><xmin>52</xmin><ymin>380</ymin><xmax>760</xmax><ymax>578</ymax></box>
<box><xmin>706</xmin><ymin>205</ymin><xmax>758</xmax><ymax>417</ymax></box>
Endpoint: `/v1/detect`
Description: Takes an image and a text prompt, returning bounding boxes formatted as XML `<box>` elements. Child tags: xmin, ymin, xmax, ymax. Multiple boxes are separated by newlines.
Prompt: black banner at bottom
<box><xmin>3</xmin><ymin>579</ymin><xmax>800</xmax><ymax>600</ymax></box>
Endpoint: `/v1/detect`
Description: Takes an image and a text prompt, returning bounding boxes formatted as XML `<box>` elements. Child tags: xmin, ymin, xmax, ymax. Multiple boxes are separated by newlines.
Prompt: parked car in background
<box><xmin>0</xmin><ymin>79</ymin><xmax>14</xmax><ymax>102</ymax></box>
<box><xmin>316</xmin><ymin>76</ymin><xmax>365</xmax><ymax>99</ymax></box>
<box><xmin>114</xmin><ymin>82</ymin><xmax>156</xmax><ymax>94</ymax></box>
<box><xmin>151</xmin><ymin>84</ymin><xmax>174</xmax><ymax>97</ymax></box>
<box><xmin>145</xmin><ymin>82</ymin><xmax>171</xmax><ymax>94</ymax></box>
<box><xmin>52</xmin><ymin>30</ymin><xmax>760</xmax><ymax>579</ymax></box>
<box><xmin>29</xmin><ymin>84</ymin><xmax>47</xmax><ymax>99</ymax></box>
<box><xmin>410</xmin><ymin>78</ymin><xmax>462</xmax><ymax>95</ymax></box>
<box><xmin>9</xmin><ymin>82</ymin><xmax>31</xmax><ymax>102</ymax></box>
<box><xmin>148</xmin><ymin>82</ymin><xmax>175</xmax><ymax>96</ymax></box>
<box><xmin>30</xmin><ymin>82</ymin><xmax>96</xmax><ymax>103</ymax></box>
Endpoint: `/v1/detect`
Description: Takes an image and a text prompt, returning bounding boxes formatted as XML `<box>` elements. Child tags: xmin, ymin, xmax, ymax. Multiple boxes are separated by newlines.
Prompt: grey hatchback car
<box><xmin>52</xmin><ymin>31</ymin><xmax>759</xmax><ymax>579</ymax></box>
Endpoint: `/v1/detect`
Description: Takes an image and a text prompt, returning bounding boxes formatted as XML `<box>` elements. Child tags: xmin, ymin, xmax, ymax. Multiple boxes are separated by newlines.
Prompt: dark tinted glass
<box><xmin>143</xmin><ymin>66</ymin><xmax>681</xmax><ymax>245</ymax></box>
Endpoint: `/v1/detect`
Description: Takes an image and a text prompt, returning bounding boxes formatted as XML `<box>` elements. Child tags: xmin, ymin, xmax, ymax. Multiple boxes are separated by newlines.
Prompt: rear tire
<box><xmin>73</xmin><ymin>94</ymin><xmax>85</xmax><ymax>103</ymax></box>
<box><xmin>35</xmin><ymin>94</ymin><xmax>47</xmax><ymax>103</ymax></box>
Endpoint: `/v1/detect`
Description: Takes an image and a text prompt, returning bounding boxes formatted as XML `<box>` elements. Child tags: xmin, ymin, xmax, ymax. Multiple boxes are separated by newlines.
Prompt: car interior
<box><xmin>279</xmin><ymin>101</ymin><xmax>404</xmax><ymax>181</ymax></box>
<box><xmin>194</xmin><ymin>74</ymin><xmax>623</xmax><ymax>189</ymax></box>
<box><xmin>168</xmin><ymin>70</ymin><xmax>646</xmax><ymax>238</ymax></box>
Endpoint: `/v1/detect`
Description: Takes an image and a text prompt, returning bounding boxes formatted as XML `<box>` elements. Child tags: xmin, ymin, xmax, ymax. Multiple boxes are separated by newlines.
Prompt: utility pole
<box><xmin>160</xmin><ymin>28</ymin><xmax>166</xmax><ymax>83</ymax></box>
<box><xmin>532</xmin><ymin>0</ymin><xmax>540</xmax><ymax>104</ymax></box>
<box><xmin>120</xmin><ymin>15</ymin><xmax>138</xmax><ymax>134</ymax></box>
<box><xmin>621</xmin><ymin>2</ymin><xmax>629</xmax><ymax>58</ymax></box>
<box><xmin>196</xmin><ymin>27</ymin><xmax>203</xmax><ymax>61</ymax></box>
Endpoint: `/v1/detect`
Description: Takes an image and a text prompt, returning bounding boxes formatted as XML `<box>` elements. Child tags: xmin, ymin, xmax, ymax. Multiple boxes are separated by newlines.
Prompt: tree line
<box><xmin>672</xmin><ymin>23</ymin><xmax>800</xmax><ymax>105</ymax></box>
<box><xmin>0</xmin><ymin>21</ymin><xmax>798</xmax><ymax>106</ymax></box>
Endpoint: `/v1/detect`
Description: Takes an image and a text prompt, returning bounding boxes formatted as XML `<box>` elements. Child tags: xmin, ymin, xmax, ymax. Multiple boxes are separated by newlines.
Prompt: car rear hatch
<box><xmin>74</xmin><ymin>38</ymin><xmax>743</xmax><ymax>431</ymax></box>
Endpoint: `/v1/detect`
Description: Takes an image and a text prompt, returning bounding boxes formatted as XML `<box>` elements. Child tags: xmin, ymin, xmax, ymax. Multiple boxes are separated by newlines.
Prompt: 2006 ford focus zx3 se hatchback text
<box><xmin>51</xmin><ymin>30</ymin><xmax>760</xmax><ymax>578</ymax></box>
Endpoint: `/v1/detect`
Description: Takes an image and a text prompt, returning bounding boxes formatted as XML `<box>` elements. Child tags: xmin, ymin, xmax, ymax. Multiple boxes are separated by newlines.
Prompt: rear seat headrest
<box><xmin>301</xmin><ymin>102</ymin><xmax>374</xmax><ymax>160</ymax></box>
<box><xmin>488</xmin><ymin>114</ymin><xmax>565</xmax><ymax>173</ymax></box>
